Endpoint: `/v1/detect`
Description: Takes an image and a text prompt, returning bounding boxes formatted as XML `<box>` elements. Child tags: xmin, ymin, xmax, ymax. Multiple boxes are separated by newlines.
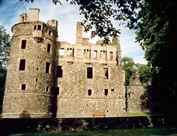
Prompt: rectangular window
<box><xmin>103</xmin><ymin>50</ymin><xmax>107</xmax><ymax>60</ymax></box>
<box><xmin>46</xmin><ymin>86</ymin><xmax>49</xmax><ymax>92</ymax></box>
<box><xmin>46</xmin><ymin>62</ymin><xmax>50</xmax><ymax>73</ymax></box>
<box><xmin>34</xmin><ymin>25</ymin><xmax>37</xmax><ymax>30</ymax></box>
<box><xmin>49</xmin><ymin>30</ymin><xmax>52</xmax><ymax>35</ymax></box>
<box><xmin>104</xmin><ymin>68</ymin><xmax>109</xmax><ymax>79</ymax></box>
<box><xmin>110</xmin><ymin>51</ymin><xmax>113</xmax><ymax>60</ymax></box>
<box><xmin>67</xmin><ymin>48</ymin><xmax>74</xmax><ymax>57</ymax></box>
<box><xmin>19</xmin><ymin>59</ymin><xmax>26</xmax><ymax>71</ymax></box>
<box><xmin>104</xmin><ymin>89</ymin><xmax>108</xmax><ymax>96</ymax></box>
<box><xmin>21</xmin><ymin>84</ymin><xmax>26</xmax><ymax>90</ymax></box>
<box><xmin>38</xmin><ymin>25</ymin><xmax>41</xmax><ymax>30</ymax></box>
<box><xmin>21</xmin><ymin>40</ymin><xmax>26</xmax><ymax>49</ymax></box>
<box><xmin>59</xmin><ymin>48</ymin><xmax>65</xmax><ymax>57</ymax></box>
<box><xmin>57</xmin><ymin>65</ymin><xmax>63</xmax><ymax>78</ymax></box>
<box><xmin>88</xmin><ymin>89</ymin><xmax>92</xmax><ymax>96</ymax></box>
<box><xmin>47</xmin><ymin>44</ymin><xmax>51</xmax><ymax>53</ymax></box>
<box><xmin>87</xmin><ymin>67</ymin><xmax>93</xmax><ymax>79</ymax></box>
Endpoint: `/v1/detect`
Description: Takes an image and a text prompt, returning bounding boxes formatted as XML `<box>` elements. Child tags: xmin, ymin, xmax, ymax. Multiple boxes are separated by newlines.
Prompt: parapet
<box><xmin>19</xmin><ymin>8</ymin><xmax>40</xmax><ymax>22</ymax></box>
<box><xmin>76</xmin><ymin>22</ymin><xmax>84</xmax><ymax>43</ymax></box>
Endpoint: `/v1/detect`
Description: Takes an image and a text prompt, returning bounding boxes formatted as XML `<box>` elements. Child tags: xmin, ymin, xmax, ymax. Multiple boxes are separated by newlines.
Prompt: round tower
<box><xmin>2</xmin><ymin>8</ymin><xmax>58</xmax><ymax>118</ymax></box>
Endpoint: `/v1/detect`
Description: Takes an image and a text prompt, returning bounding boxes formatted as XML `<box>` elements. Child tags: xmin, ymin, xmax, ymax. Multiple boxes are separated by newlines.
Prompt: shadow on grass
<box><xmin>9</xmin><ymin>128</ymin><xmax>177</xmax><ymax>136</ymax></box>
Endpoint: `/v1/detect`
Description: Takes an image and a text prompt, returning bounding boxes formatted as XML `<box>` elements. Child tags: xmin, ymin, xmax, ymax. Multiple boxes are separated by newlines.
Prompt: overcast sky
<box><xmin>0</xmin><ymin>0</ymin><xmax>146</xmax><ymax>64</ymax></box>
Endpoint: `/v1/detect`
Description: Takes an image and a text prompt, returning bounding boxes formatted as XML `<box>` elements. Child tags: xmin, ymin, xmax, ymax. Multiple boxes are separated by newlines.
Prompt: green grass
<box><xmin>9</xmin><ymin>128</ymin><xmax>177</xmax><ymax>136</ymax></box>
<box><xmin>127</xmin><ymin>112</ymin><xmax>150</xmax><ymax>117</ymax></box>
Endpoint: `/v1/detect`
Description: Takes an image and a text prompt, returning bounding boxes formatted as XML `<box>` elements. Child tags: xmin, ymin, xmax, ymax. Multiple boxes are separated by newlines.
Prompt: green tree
<box><xmin>121</xmin><ymin>57</ymin><xmax>137</xmax><ymax>85</ymax></box>
<box><xmin>137</xmin><ymin>64</ymin><xmax>152</xmax><ymax>86</ymax></box>
<box><xmin>0</xmin><ymin>25</ymin><xmax>10</xmax><ymax>113</ymax></box>
<box><xmin>0</xmin><ymin>25</ymin><xmax>10</xmax><ymax>66</ymax></box>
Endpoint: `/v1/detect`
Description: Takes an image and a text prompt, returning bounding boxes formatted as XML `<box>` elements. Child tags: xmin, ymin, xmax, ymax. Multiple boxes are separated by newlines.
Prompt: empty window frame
<box><xmin>87</xmin><ymin>49</ymin><xmax>91</xmax><ymax>58</ymax></box>
<box><xmin>49</xmin><ymin>30</ymin><xmax>52</xmax><ymax>36</ymax></box>
<box><xmin>104</xmin><ymin>68</ymin><xmax>109</xmax><ymax>79</ymax></box>
<box><xmin>47</xmin><ymin>44</ymin><xmax>51</xmax><ymax>53</ymax></box>
<box><xmin>21</xmin><ymin>84</ymin><xmax>26</xmax><ymax>90</ymax></box>
<box><xmin>34</xmin><ymin>25</ymin><xmax>37</xmax><ymax>30</ymax></box>
<box><xmin>46</xmin><ymin>86</ymin><xmax>49</xmax><ymax>92</ymax></box>
<box><xmin>104</xmin><ymin>89</ymin><xmax>108</xmax><ymax>96</ymax></box>
<box><xmin>37</xmin><ymin>25</ymin><xmax>41</xmax><ymax>30</ymax></box>
<box><xmin>87</xmin><ymin>67</ymin><xmax>93</xmax><ymax>79</ymax></box>
<box><xmin>59</xmin><ymin>48</ymin><xmax>65</xmax><ymax>57</ymax></box>
<box><xmin>88</xmin><ymin>89</ymin><xmax>92</xmax><ymax>96</ymax></box>
<box><xmin>46</xmin><ymin>62</ymin><xmax>50</xmax><ymax>73</ymax></box>
<box><xmin>110</xmin><ymin>51</ymin><xmax>113</xmax><ymax>60</ymax></box>
<box><xmin>21</xmin><ymin>40</ymin><xmax>26</xmax><ymax>49</ymax></box>
<box><xmin>57</xmin><ymin>65</ymin><xmax>63</xmax><ymax>78</ymax></box>
<box><xmin>19</xmin><ymin>59</ymin><xmax>26</xmax><ymax>71</ymax></box>
<box><xmin>67</xmin><ymin>48</ymin><xmax>74</xmax><ymax>57</ymax></box>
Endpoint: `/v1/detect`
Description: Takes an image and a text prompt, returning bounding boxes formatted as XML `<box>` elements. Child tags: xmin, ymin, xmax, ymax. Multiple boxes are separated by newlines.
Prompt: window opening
<box><xmin>110</xmin><ymin>51</ymin><xmax>113</xmax><ymax>60</ymax></box>
<box><xmin>46</xmin><ymin>62</ymin><xmax>50</xmax><ymax>73</ymax></box>
<box><xmin>57</xmin><ymin>65</ymin><xmax>63</xmax><ymax>78</ymax></box>
<box><xmin>104</xmin><ymin>89</ymin><xmax>108</xmax><ymax>96</ymax></box>
<box><xmin>46</xmin><ymin>86</ymin><xmax>49</xmax><ymax>92</ymax></box>
<box><xmin>104</xmin><ymin>68</ymin><xmax>109</xmax><ymax>79</ymax></box>
<box><xmin>47</xmin><ymin>44</ymin><xmax>51</xmax><ymax>53</ymax></box>
<box><xmin>19</xmin><ymin>59</ymin><xmax>26</xmax><ymax>71</ymax></box>
<box><xmin>37</xmin><ymin>25</ymin><xmax>41</xmax><ymax>30</ymax></box>
<box><xmin>88</xmin><ymin>89</ymin><xmax>92</xmax><ymax>96</ymax></box>
<box><xmin>21</xmin><ymin>84</ymin><xmax>26</xmax><ymax>90</ymax></box>
<box><xmin>87</xmin><ymin>67</ymin><xmax>93</xmax><ymax>79</ymax></box>
<box><xmin>21</xmin><ymin>40</ymin><xmax>26</xmax><ymax>49</ymax></box>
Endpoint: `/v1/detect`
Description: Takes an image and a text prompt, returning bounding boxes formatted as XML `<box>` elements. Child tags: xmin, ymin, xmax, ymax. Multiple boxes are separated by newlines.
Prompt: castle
<box><xmin>2</xmin><ymin>8</ymin><xmax>144</xmax><ymax>118</ymax></box>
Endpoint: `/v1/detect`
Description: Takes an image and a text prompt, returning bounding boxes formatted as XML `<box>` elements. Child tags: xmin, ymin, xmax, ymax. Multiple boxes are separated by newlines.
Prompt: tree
<box><xmin>0</xmin><ymin>25</ymin><xmax>10</xmax><ymax>113</ymax></box>
<box><xmin>121</xmin><ymin>57</ymin><xmax>137</xmax><ymax>85</ymax></box>
<box><xmin>0</xmin><ymin>63</ymin><xmax>6</xmax><ymax>113</ymax></box>
<box><xmin>137</xmin><ymin>64</ymin><xmax>152</xmax><ymax>86</ymax></box>
<box><xmin>0</xmin><ymin>25</ymin><xmax>10</xmax><ymax>66</ymax></box>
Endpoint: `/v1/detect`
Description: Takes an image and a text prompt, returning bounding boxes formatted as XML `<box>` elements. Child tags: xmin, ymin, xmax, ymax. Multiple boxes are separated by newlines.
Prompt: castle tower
<box><xmin>2</xmin><ymin>8</ymin><xmax>58</xmax><ymax>118</ymax></box>
<box><xmin>112</xmin><ymin>36</ymin><xmax>121</xmax><ymax>65</ymax></box>
<box><xmin>76</xmin><ymin>22</ymin><xmax>83</xmax><ymax>43</ymax></box>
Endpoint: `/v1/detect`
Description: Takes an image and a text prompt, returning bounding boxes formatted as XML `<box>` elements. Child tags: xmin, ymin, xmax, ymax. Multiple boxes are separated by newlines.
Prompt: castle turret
<box><xmin>76</xmin><ymin>22</ymin><xmax>83</xmax><ymax>43</ymax></box>
<box><xmin>2</xmin><ymin>9</ymin><xmax>58</xmax><ymax>118</ymax></box>
<box><xmin>112</xmin><ymin>36</ymin><xmax>121</xmax><ymax>65</ymax></box>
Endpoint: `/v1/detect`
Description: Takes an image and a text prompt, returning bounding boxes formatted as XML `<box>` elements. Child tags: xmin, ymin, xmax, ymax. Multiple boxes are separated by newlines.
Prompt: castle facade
<box><xmin>2</xmin><ymin>8</ymin><xmax>126</xmax><ymax>118</ymax></box>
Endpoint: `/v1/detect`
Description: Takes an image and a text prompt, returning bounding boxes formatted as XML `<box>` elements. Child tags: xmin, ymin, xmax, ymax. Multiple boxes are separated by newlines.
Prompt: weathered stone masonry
<box><xmin>2</xmin><ymin>8</ymin><xmax>145</xmax><ymax>118</ymax></box>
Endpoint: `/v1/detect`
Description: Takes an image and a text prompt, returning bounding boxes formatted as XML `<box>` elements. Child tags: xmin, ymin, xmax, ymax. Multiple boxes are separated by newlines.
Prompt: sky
<box><xmin>0</xmin><ymin>0</ymin><xmax>146</xmax><ymax>64</ymax></box>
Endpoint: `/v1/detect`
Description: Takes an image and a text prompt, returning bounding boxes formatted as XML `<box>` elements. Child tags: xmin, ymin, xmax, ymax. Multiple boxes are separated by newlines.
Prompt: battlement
<box><xmin>20</xmin><ymin>8</ymin><xmax>40</xmax><ymax>22</ymax></box>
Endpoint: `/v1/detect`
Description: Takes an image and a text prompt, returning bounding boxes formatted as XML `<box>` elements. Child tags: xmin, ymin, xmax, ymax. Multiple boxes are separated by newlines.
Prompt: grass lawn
<box><xmin>9</xmin><ymin>128</ymin><xmax>177</xmax><ymax>136</ymax></box>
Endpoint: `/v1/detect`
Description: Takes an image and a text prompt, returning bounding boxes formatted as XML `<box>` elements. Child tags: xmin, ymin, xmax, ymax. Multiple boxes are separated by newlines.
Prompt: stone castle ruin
<box><xmin>2</xmin><ymin>8</ymin><xmax>145</xmax><ymax>118</ymax></box>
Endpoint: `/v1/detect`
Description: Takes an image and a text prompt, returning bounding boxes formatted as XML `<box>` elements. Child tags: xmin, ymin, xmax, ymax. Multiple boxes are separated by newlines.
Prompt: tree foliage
<box><xmin>19</xmin><ymin>0</ymin><xmax>141</xmax><ymax>41</ymax></box>
<box><xmin>121</xmin><ymin>57</ymin><xmax>136</xmax><ymax>85</ymax></box>
<box><xmin>0</xmin><ymin>25</ymin><xmax>10</xmax><ymax>66</ymax></box>
<box><xmin>0</xmin><ymin>25</ymin><xmax>9</xmax><ymax>113</ymax></box>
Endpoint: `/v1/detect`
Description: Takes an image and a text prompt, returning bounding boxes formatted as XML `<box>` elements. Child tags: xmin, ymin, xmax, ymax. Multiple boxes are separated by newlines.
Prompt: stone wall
<box><xmin>56</xmin><ymin>41</ymin><xmax>126</xmax><ymax>118</ymax></box>
<box><xmin>127</xmin><ymin>73</ymin><xmax>147</xmax><ymax>113</ymax></box>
